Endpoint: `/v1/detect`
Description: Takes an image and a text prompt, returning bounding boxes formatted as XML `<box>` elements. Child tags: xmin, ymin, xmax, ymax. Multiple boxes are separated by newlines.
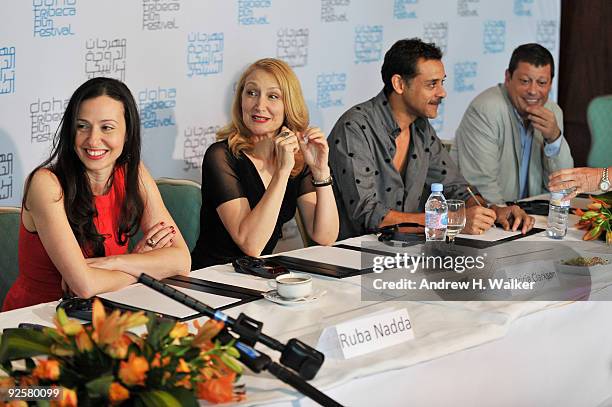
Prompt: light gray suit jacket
<box><xmin>451</xmin><ymin>84</ymin><xmax>574</xmax><ymax>204</ymax></box>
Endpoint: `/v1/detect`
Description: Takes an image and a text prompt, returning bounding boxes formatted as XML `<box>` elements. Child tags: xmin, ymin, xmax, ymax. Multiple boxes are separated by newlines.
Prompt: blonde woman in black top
<box><xmin>191</xmin><ymin>58</ymin><xmax>339</xmax><ymax>268</ymax></box>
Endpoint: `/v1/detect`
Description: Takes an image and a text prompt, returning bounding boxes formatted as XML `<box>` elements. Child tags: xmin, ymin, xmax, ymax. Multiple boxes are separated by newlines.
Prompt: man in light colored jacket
<box><xmin>452</xmin><ymin>43</ymin><xmax>573</xmax><ymax>204</ymax></box>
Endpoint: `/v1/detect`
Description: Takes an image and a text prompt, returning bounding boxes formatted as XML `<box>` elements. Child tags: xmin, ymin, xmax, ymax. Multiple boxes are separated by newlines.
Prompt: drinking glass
<box><xmin>446</xmin><ymin>200</ymin><xmax>466</xmax><ymax>247</ymax></box>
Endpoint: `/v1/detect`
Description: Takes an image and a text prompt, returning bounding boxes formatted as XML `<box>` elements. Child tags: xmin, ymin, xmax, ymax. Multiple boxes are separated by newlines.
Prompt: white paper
<box><xmin>458</xmin><ymin>227</ymin><xmax>523</xmax><ymax>242</ymax></box>
<box><xmin>280</xmin><ymin>246</ymin><xmax>369</xmax><ymax>270</ymax></box>
<box><xmin>98</xmin><ymin>283</ymin><xmax>242</xmax><ymax>319</ymax></box>
<box><xmin>189</xmin><ymin>265</ymin><xmax>272</xmax><ymax>292</ymax></box>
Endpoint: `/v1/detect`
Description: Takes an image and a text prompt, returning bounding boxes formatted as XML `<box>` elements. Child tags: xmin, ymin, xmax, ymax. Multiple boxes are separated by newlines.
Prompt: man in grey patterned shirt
<box><xmin>328</xmin><ymin>38</ymin><xmax>534</xmax><ymax>240</ymax></box>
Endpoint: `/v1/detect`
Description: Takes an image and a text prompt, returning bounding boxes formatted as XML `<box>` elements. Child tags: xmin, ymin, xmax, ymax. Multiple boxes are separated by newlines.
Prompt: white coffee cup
<box><xmin>275</xmin><ymin>273</ymin><xmax>312</xmax><ymax>300</ymax></box>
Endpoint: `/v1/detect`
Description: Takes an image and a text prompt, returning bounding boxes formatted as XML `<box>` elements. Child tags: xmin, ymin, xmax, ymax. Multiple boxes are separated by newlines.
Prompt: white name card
<box><xmin>317</xmin><ymin>308</ymin><xmax>415</xmax><ymax>359</ymax></box>
<box><xmin>501</xmin><ymin>260</ymin><xmax>561</xmax><ymax>296</ymax></box>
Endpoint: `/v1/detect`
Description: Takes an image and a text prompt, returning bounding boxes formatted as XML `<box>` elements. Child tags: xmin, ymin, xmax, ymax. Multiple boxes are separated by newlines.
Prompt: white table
<box><xmin>2</xmin><ymin>211</ymin><xmax>612</xmax><ymax>407</ymax></box>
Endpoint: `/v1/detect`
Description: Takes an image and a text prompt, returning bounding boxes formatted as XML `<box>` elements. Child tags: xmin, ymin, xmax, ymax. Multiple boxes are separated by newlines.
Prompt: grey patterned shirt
<box><xmin>329</xmin><ymin>90</ymin><xmax>475</xmax><ymax>240</ymax></box>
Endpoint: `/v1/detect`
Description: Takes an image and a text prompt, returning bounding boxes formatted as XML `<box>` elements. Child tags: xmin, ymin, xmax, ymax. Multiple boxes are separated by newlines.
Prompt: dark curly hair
<box><xmin>381</xmin><ymin>38</ymin><xmax>443</xmax><ymax>95</ymax></box>
<box><xmin>23</xmin><ymin>77</ymin><xmax>144</xmax><ymax>256</ymax></box>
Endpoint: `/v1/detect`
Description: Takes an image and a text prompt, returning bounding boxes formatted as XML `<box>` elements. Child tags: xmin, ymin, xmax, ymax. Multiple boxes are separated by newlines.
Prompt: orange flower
<box><xmin>6</xmin><ymin>401</ymin><xmax>28</xmax><ymax>407</ymax></box>
<box><xmin>54</xmin><ymin>308</ymin><xmax>83</xmax><ymax>337</ymax></box>
<box><xmin>91</xmin><ymin>299</ymin><xmax>148</xmax><ymax>346</ymax></box>
<box><xmin>54</xmin><ymin>387</ymin><xmax>77</xmax><ymax>407</ymax></box>
<box><xmin>176</xmin><ymin>358</ymin><xmax>190</xmax><ymax>373</ymax></box>
<box><xmin>108</xmin><ymin>382</ymin><xmax>130</xmax><ymax>404</ymax></box>
<box><xmin>75</xmin><ymin>331</ymin><xmax>93</xmax><ymax>352</ymax></box>
<box><xmin>0</xmin><ymin>376</ymin><xmax>15</xmax><ymax>388</ymax></box>
<box><xmin>175</xmin><ymin>374</ymin><xmax>192</xmax><ymax>389</ymax></box>
<box><xmin>106</xmin><ymin>334</ymin><xmax>132</xmax><ymax>359</ymax></box>
<box><xmin>192</xmin><ymin>319</ymin><xmax>224</xmax><ymax>348</ymax></box>
<box><xmin>33</xmin><ymin>359</ymin><xmax>60</xmax><ymax>381</ymax></box>
<box><xmin>118</xmin><ymin>353</ymin><xmax>149</xmax><ymax>386</ymax></box>
<box><xmin>150</xmin><ymin>353</ymin><xmax>162</xmax><ymax>368</ymax></box>
<box><xmin>196</xmin><ymin>371</ymin><xmax>236</xmax><ymax>403</ymax></box>
<box><xmin>169</xmin><ymin>322</ymin><xmax>189</xmax><ymax>339</ymax></box>
<box><xmin>18</xmin><ymin>375</ymin><xmax>37</xmax><ymax>387</ymax></box>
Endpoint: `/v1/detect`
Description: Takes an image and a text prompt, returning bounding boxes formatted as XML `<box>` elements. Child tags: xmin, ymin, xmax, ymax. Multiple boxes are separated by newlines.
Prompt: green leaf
<box><xmin>137</xmin><ymin>390</ymin><xmax>189</xmax><ymax>407</ymax></box>
<box><xmin>146</xmin><ymin>318</ymin><xmax>175</xmax><ymax>349</ymax></box>
<box><xmin>166</xmin><ymin>388</ymin><xmax>199</xmax><ymax>407</ymax></box>
<box><xmin>0</xmin><ymin>328</ymin><xmax>53</xmax><ymax>363</ymax></box>
<box><xmin>220</xmin><ymin>353</ymin><xmax>243</xmax><ymax>374</ymax></box>
<box><xmin>85</xmin><ymin>374</ymin><xmax>114</xmax><ymax>397</ymax></box>
<box><xmin>1</xmin><ymin>360</ymin><xmax>13</xmax><ymax>374</ymax></box>
<box><xmin>226</xmin><ymin>346</ymin><xmax>240</xmax><ymax>358</ymax></box>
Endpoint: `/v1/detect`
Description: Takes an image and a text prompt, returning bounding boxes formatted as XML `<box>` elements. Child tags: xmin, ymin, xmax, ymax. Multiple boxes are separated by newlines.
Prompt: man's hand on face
<box><xmin>525</xmin><ymin>105</ymin><xmax>561</xmax><ymax>142</ymax></box>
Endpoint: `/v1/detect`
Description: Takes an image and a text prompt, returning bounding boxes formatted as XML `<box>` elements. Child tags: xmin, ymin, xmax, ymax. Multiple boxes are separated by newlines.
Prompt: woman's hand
<box><xmin>132</xmin><ymin>221</ymin><xmax>175</xmax><ymax>254</ymax></box>
<box><xmin>275</xmin><ymin>126</ymin><xmax>299</xmax><ymax>175</ymax></box>
<box><xmin>299</xmin><ymin>127</ymin><xmax>331</xmax><ymax>180</ymax></box>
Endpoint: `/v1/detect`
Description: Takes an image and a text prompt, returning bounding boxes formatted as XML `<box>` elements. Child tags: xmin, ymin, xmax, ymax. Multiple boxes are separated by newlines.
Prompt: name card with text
<box><xmin>317</xmin><ymin>308</ymin><xmax>415</xmax><ymax>359</ymax></box>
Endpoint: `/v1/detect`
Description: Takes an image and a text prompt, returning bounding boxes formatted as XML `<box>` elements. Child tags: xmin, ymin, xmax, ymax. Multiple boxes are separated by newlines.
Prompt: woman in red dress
<box><xmin>3</xmin><ymin>77</ymin><xmax>191</xmax><ymax>311</ymax></box>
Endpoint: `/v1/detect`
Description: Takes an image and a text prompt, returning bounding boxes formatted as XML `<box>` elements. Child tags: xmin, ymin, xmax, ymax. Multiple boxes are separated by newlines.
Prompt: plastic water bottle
<box><xmin>425</xmin><ymin>183</ymin><xmax>448</xmax><ymax>241</ymax></box>
<box><xmin>546</xmin><ymin>189</ymin><xmax>571</xmax><ymax>239</ymax></box>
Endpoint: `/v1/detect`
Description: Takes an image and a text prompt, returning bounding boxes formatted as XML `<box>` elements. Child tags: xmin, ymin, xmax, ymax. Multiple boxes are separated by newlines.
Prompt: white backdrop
<box><xmin>0</xmin><ymin>0</ymin><xmax>560</xmax><ymax>207</ymax></box>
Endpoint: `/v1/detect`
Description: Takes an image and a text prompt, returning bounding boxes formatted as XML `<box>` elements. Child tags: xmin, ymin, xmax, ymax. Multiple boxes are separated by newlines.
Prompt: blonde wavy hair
<box><xmin>217</xmin><ymin>58</ymin><xmax>308</xmax><ymax>177</ymax></box>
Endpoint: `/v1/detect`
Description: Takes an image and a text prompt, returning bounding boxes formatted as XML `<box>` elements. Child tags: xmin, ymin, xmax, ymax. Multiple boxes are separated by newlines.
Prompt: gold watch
<box><xmin>599</xmin><ymin>167</ymin><xmax>610</xmax><ymax>192</ymax></box>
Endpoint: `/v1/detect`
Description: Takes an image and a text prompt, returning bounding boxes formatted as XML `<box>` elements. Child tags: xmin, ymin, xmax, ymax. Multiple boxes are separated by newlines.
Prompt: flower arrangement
<box><xmin>0</xmin><ymin>299</ymin><xmax>244</xmax><ymax>406</ymax></box>
<box><xmin>574</xmin><ymin>196</ymin><xmax>612</xmax><ymax>244</ymax></box>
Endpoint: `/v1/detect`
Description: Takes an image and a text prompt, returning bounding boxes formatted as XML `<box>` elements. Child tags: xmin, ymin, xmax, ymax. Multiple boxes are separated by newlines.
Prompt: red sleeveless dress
<box><xmin>2</xmin><ymin>169</ymin><xmax>129</xmax><ymax>311</ymax></box>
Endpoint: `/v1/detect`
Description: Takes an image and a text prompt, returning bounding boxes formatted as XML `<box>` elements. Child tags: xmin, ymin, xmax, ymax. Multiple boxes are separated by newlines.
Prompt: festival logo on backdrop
<box><xmin>142</xmin><ymin>0</ymin><xmax>180</xmax><ymax>31</ymax></box>
<box><xmin>277</xmin><ymin>28</ymin><xmax>309</xmax><ymax>68</ymax></box>
<box><xmin>85</xmin><ymin>38</ymin><xmax>127</xmax><ymax>81</ymax></box>
<box><xmin>513</xmin><ymin>0</ymin><xmax>534</xmax><ymax>16</ymax></box>
<box><xmin>0</xmin><ymin>153</ymin><xmax>14</xmax><ymax>200</ymax></box>
<box><xmin>394</xmin><ymin>0</ymin><xmax>417</xmax><ymax>19</ymax></box>
<box><xmin>33</xmin><ymin>0</ymin><xmax>76</xmax><ymax>38</ymax></box>
<box><xmin>317</xmin><ymin>72</ymin><xmax>346</xmax><ymax>109</ymax></box>
<box><xmin>483</xmin><ymin>20</ymin><xmax>505</xmax><ymax>54</ymax></box>
<box><xmin>537</xmin><ymin>20</ymin><xmax>557</xmax><ymax>52</ymax></box>
<box><xmin>0</xmin><ymin>47</ymin><xmax>16</xmax><ymax>95</ymax></box>
<box><xmin>354</xmin><ymin>25</ymin><xmax>383</xmax><ymax>64</ymax></box>
<box><xmin>138</xmin><ymin>86</ymin><xmax>177</xmax><ymax>130</ymax></box>
<box><xmin>30</xmin><ymin>97</ymin><xmax>69</xmax><ymax>143</ymax></box>
<box><xmin>321</xmin><ymin>0</ymin><xmax>349</xmax><ymax>22</ymax></box>
<box><xmin>457</xmin><ymin>0</ymin><xmax>479</xmax><ymax>17</ymax></box>
<box><xmin>238</xmin><ymin>0</ymin><xmax>270</xmax><ymax>25</ymax></box>
<box><xmin>183</xmin><ymin>125</ymin><xmax>220</xmax><ymax>171</ymax></box>
<box><xmin>454</xmin><ymin>61</ymin><xmax>478</xmax><ymax>92</ymax></box>
<box><xmin>187</xmin><ymin>32</ymin><xmax>224</xmax><ymax>77</ymax></box>
<box><xmin>423</xmin><ymin>22</ymin><xmax>448</xmax><ymax>54</ymax></box>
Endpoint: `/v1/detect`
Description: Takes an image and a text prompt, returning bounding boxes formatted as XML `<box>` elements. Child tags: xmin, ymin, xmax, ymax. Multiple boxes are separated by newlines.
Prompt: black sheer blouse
<box><xmin>191</xmin><ymin>140</ymin><xmax>315</xmax><ymax>269</ymax></box>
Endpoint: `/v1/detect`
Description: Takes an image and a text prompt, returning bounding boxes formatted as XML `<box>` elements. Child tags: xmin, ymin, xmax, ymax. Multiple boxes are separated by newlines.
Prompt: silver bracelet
<box><xmin>311</xmin><ymin>175</ymin><xmax>333</xmax><ymax>187</ymax></box>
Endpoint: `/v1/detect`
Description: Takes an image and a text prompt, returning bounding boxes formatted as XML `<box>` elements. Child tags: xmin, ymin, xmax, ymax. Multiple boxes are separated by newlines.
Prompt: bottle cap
<box><xmin>431</xmin><ymin>183</ymin><xmax>443</xmax><ymax>192</ymax></box>
<box><xmin>550</xmin><ymin>192</ymin><xmax>570</xmax><ymax>207</ymax></box>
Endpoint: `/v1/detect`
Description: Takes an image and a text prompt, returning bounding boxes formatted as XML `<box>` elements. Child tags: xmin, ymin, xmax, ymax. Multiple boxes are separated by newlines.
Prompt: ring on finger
<box><xmin>146</xmin><ymin>238</ymin><xmax>157</xmax><ymax>248</ymax></box>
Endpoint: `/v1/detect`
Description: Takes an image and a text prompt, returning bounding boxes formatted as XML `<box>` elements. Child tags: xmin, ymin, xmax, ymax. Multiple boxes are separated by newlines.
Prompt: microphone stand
<box><xmin>138</xmin><ymin>274</ymin><xmax>344</xmax><ymax>407</ymax></box>
<box><xmin>215</xmin><ymin>328</ymin><xmax>344</xmax><ymax>407</ymax></box>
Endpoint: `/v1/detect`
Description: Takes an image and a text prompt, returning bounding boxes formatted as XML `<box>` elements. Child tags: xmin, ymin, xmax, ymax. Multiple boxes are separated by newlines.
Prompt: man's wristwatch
<box><xmin>599</xmin><ymin>167</ymin><xmax>610</xmax><ymax>192</ymax></box>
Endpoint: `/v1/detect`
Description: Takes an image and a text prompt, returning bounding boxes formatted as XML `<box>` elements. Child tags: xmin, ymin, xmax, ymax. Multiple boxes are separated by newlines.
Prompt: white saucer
<box><xmin>263</xmin><ymin>289</ymin><xmax>326</xmax><ymax>305</ymax></box>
